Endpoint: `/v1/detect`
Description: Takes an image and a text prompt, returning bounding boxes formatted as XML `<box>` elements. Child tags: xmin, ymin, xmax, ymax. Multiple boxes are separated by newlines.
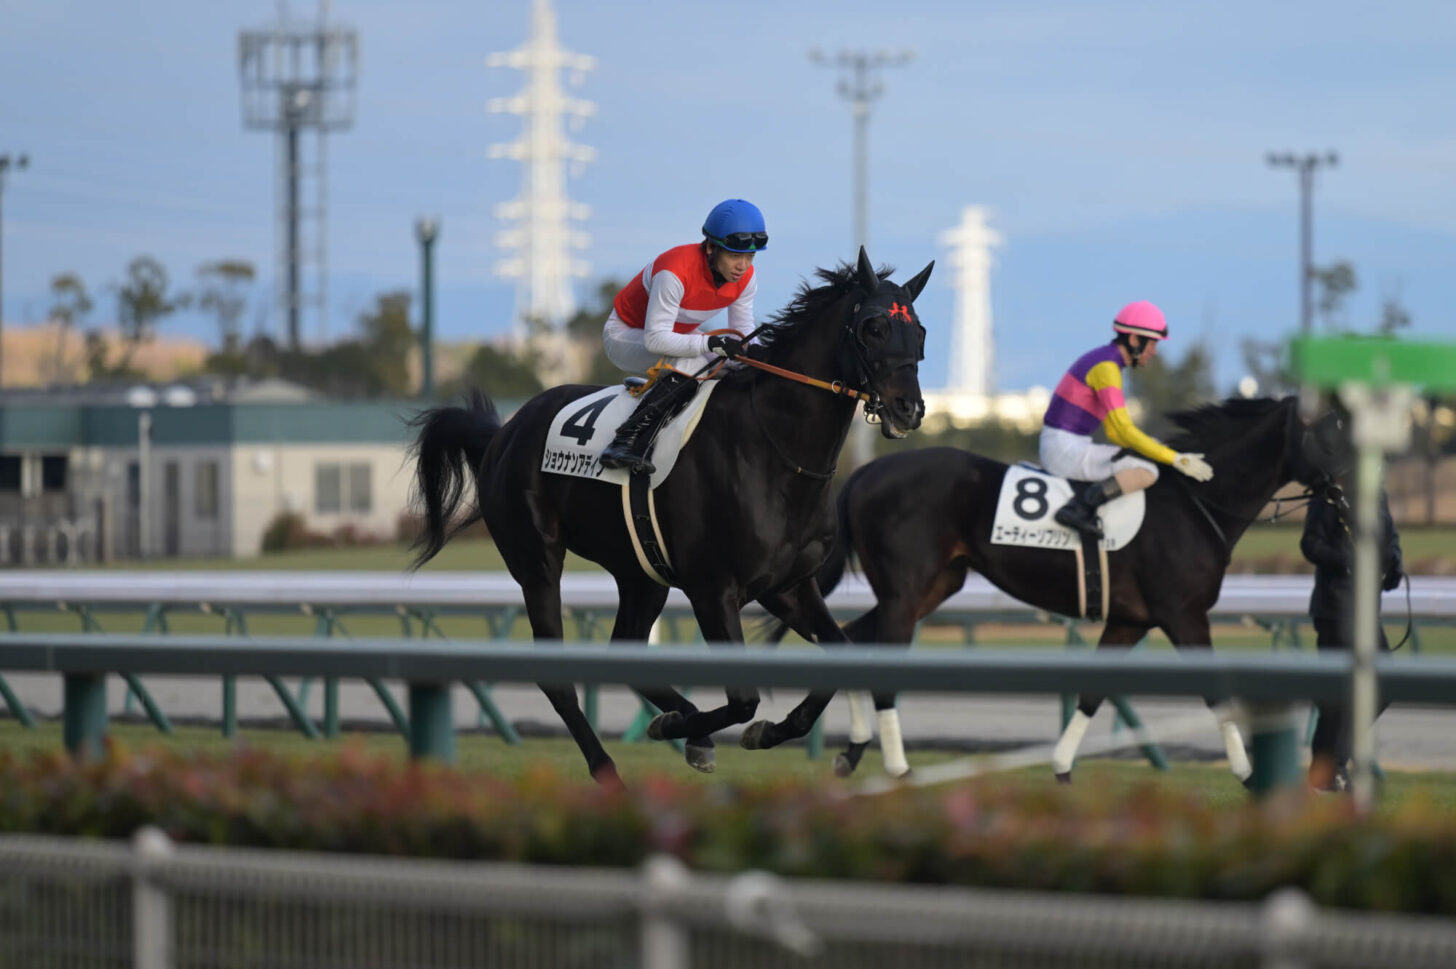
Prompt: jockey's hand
<box><xmin>1173</xmin><ymin>452</ymin><xmax>1214</xmax><ymax>482</ymax></box>
<box><xmin>707</xmin><ymin>334</ymin><xmax>746</xmax><ymax>359</ymax></box>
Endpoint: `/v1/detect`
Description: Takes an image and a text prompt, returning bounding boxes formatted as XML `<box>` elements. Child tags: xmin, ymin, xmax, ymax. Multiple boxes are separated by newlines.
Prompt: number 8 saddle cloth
<box><xmin>992</xmin><ymin>463</ymin><xmax>1147</xmax><ymax>552</ymax></box>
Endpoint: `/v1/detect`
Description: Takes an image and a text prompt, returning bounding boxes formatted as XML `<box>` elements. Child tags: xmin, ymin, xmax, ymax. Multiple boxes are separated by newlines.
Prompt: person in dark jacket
<box><xmin>1300</xmin><ymin>481</ymin><xmax>1404</xmax><ymax>791</ymax></box>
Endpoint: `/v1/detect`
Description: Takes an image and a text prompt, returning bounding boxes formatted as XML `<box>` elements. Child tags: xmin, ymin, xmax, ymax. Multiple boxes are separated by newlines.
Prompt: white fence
<box><xmin>4</xmin><ymin>828</ymin><xmax>1456</xmax><ymax>969</ymax></box>
<box><xmin>0</xmin><ymin>570</ymin><xmax>1452</xmax><ymax>618</ymax></box>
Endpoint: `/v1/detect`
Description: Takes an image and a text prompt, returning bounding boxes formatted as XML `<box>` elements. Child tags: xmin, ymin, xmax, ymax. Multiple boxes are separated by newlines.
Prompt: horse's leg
<box><xmin>1164</xmin><ymin>615</ymin><xmax>1252</xmax><ymax>783</ymax></box>
<box><xmin>647</xmin><ymin>590</ymin><xmax>760</xmax><ymax>740</ymax></box>
<box><xmin>610</xmin><ymin>576</ymin><xmax>716</xmax><ymax>773</ymax></box>
<box><xmin>832</xmin><ymin>610</ymin><xmax>880</xmax><ymax>777</ymax></box>
<box><xmin>516</xmin><ymin>568</ymin><xmax>622</xmax><ymax>789</ymax></box>
<box><xmin>739</xmin><ymin>579</ymin><xmax>854</xmax><ymax>753</ymax></box>
<box><xmin>1052</xmin><ymin>622</ymin><xmax>1148</xmax><ymax>782</ymax></box>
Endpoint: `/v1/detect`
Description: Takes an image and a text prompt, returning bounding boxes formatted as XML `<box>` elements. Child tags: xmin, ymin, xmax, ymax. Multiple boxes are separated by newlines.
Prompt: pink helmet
<box><xmin>1112</xmin><ymin>301</ymin><xmax>1168</xmax><ymax>341</ymax></box>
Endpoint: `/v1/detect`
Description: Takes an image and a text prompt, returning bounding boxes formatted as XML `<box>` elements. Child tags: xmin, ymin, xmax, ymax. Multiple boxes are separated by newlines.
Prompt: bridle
<box><xmin>715</xmin><ymin>286</ymin><xmax>925</xmax><ymax>477</ymax></box>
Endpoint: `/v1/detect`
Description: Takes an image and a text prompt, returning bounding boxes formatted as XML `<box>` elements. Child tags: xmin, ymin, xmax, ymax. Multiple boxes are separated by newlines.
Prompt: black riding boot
<box><xmin>1054</xmin><ymin>477</ymin><xmax>1122</xmax><ymax>540</ymax></box>
<box><xmin>598</xmin><ymin>371</ymin><xmax>697</xmax><ymax>474</ymax></box>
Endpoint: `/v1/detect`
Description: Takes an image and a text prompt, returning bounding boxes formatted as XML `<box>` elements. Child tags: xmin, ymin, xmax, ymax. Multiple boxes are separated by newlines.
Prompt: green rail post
<box><xmin>63</xmin><ymin>673</ymin><xmax>108</xmax><ymax>761</ymax></box>
<box><xmin>1244</xmin><ymin>701</ymin><xmax>1301</xmax><ymax>797</ymax></box>
<box><xmin>407</xmin><ymin>682</ymin><xmax>455</xmax><ymax>763</ymax></box>
<box><xmin>0</xmin><ymin>675</ymin><xmax>35</xmax><ymax>728</ymax></box>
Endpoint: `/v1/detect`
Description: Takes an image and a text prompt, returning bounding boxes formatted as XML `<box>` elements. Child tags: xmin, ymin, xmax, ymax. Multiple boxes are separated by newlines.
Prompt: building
<box><xmin>0</xmin><ymin>379</ymin><xmax>423</xmax><ymax>564</ymax></box>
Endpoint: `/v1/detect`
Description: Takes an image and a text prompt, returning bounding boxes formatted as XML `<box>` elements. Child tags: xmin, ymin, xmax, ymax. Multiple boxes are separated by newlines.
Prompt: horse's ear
<box><xmin>903</xmin><ymin>260</ymin><xmax>935</xmax><ymax>302</ymax></box>
<box><xmin>855</xmin><ymin>246</ymin><xmax>879</xmax><ymax>295</ymax></box>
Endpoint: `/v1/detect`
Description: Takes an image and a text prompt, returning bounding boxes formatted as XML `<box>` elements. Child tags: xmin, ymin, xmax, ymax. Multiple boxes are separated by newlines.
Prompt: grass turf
<box><xmin>4</xmin><ymin>721</ymin><xmax>1455</xmax><ymax>813</ymax></box>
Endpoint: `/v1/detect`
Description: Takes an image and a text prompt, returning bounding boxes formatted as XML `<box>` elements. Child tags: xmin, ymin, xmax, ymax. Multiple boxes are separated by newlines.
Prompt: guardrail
<box><xmin>3</xmin><ymin>571</ymin><xmax>1449</xmax><ymax>762</ymax></box>
<box><xmin>10</xmin><ymin>828</ymin><xmax>1456</xmax><ymax>969</ymax></box>
<box><xmin>6</xmin><ymin>632</ymin><xmax>1456</xmax><ymax>792</ymax></box>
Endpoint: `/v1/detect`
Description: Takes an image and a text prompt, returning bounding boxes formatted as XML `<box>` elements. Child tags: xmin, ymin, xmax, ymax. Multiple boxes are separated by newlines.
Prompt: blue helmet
<box><xmin>702</xmin><ymin>199</ymin><xmax>768</xmax><ymax>252</ymax></box>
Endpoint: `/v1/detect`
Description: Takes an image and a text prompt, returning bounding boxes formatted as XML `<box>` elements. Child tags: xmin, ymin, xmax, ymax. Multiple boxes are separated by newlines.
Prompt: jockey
<box><xmin>597</xmin><ymin>198</ymin><xmax>766</xmax><ymax>474</ymax></box>
<box><xmin>1040</xmin><ymin>301</ymin><xmax>1214</xmax><ymax>539</ymax></box>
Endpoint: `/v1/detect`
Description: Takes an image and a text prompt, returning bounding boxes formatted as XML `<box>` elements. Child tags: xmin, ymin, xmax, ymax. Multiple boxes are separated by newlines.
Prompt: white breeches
<box><xmin>603</xmin><ymin>315</ymin><xmax>713</xmax><ymax>375</ymax></box>
<box><xmin>1039</xmin><ymin>427</ymin><xmax>1159</xmax><ymax>483</ymax></box>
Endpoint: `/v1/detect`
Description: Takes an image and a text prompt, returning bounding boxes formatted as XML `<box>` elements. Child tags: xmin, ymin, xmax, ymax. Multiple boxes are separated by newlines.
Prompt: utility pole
<box><xmin>0</xmin><ymin>152</ymin><xmax>29</xmax><ymax>388</ymax></box>
<box><xmin>1266</xmin><ymin>151</ymin><xmax>1338</xmax><ymax>334</ymax></box>
<box><xmin>415</xmin><ymin>217</ymin><xmax>439</xmax><ymax>399</ymax></box>
<box><xmin>811</xmin><ymin>49</ymin><xmax>913</xmax><ymax>467</ymax></box>
<box><xmin>810</xmin><ymin>49</ymin><xmax>914</xmax><ymax>253</ymax></box>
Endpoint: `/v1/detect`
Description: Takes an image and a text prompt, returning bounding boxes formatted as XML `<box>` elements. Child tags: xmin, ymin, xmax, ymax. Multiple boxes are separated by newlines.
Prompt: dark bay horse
<box><xmin>759</xmin><ymin>396</ymin><xmax>1346</xmax><ymax>780</ymax></box>
<box><xmin>409</xmin><ymin>249</ymin><xmax>933</xmax><ymax>786</ymax></box>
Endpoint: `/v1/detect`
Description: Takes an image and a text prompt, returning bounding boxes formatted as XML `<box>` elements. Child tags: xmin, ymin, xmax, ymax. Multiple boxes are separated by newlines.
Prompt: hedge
<box><xmin>3</xmin><ymin>743</ymin><xmax>1454</xmax><ymax>914</ymax></box>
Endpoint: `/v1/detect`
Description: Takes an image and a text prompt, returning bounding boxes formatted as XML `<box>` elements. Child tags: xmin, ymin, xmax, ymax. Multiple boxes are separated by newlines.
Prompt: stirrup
<box><xmin>1054</xmin><ymin>505</ymin><xmax>1103</xmax><ymax>540</ymax></box>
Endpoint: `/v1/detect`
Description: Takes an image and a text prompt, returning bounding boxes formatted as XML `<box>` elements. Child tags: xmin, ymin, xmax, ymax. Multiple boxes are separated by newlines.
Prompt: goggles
<box><xmin>711</xmin><ymin>231</ymin><xmax>769</xmax><ymax>252</ymax></box>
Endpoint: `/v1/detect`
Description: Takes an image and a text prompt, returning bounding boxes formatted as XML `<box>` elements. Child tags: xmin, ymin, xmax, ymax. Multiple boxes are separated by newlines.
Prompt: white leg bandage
<box><xmin>1220</xmin><ymin>720</ymin><xmax>1253</xmax><ymax>782</ymax></box>
<box><xmin>1052</xmin><ymin>710</ymin><xmax>1092</xmax><ymax>775</ymax></box>
<box><xmin>848</xmin><ymin>692</ymin><xmax>875</xmax><ymax>744</ymax></box>
<box><xmin>877</xmin><ymin>708</ymin><xmax>909</xmax><ymax>777</ymax></box>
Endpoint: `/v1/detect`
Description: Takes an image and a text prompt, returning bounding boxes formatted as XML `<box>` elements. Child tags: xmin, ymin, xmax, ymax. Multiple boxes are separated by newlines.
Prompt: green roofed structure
<box><xmin>0</xmin><ymin>379</ymin><xmax>433</xmax><ymax>563</ymax></box>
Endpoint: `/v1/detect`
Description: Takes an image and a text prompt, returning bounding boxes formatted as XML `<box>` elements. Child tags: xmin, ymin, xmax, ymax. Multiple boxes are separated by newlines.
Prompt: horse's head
<box><xmin>844</xmin><ymin>247</ymin><xmax>932</xmax><ymax>438</ymax></box>
<box><xmin>1289</xmin><ymin>404</ymin><xmax>1354</xmax><ymax>489</ymax></box>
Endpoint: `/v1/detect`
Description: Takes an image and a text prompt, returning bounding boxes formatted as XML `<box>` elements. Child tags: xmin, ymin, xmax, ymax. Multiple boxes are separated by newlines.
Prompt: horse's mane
<box><xmin>749</xmin><ymin>262</ymin><xmax>893</xmax><ymax>355</ymax></box>
<box><xmin>1164</xmin><ymin>396</ymin><xmax>1293</xmax><ymax>452</ymax></box>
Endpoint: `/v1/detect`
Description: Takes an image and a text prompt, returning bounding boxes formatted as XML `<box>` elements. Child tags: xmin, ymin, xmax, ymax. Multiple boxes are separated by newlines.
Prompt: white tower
<box><xmin>488</xmin><ymin>0</ymin><xmax>596</xmax><ymax>339</ymax></box>
<box><xmin>939</xmin><ymin>206</ymin><xmax>1002</xmax><ymax>396</ymax></box>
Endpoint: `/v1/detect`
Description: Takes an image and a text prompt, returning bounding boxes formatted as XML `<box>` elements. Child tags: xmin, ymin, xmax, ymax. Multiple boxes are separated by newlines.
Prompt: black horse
<box><xmin>410</xmin><ymin>249</ymin><xmax>933</xmax><ymax>786</ymax></box>
<box><xmin>760</xmin><ymin>396</ymin><xmax>1346</xmax><ymax>780</ymax></box>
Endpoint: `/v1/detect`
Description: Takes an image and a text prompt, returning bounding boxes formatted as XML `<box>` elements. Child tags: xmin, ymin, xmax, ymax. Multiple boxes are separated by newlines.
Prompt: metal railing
<box><xmin>7</xmin><ymin>631</ymin><xmax>1456</xmax><ymax>791</ymax></box>
<box><xmin>4</xmin><ymin>828</ymin><xmax>1456</xmax><ymax>969</ymax></box>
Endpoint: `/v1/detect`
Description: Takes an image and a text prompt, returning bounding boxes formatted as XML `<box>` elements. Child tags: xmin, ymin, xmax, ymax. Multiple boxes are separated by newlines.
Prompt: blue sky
<box><xmin>2</xmin><ymin>0</ymin><xmax>1453</xmax><ymax>391</ymax></box>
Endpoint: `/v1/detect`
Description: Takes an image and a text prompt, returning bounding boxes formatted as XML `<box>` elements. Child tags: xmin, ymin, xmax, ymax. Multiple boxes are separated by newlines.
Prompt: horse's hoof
<box><xmin>685</xmin><ymin>744</ymin><xmax>716</xmax><ymax>773</ymax></box>
<box><xmin>739</xmin><ymin>720</ymin><xmax>773</xmax><ymax>750</ymax></box>
<box><xmin>889</xmin><ymin>767</ymin><xmax>912</xmax><ymax>781</ymax></box>
<box><xmin>592</xmin><ymin>763</ymin><xmax>627</xmax><ymax>792</ymax></box>
<box><xmin>647</xmin><ymin>711</ymin><xmax>683</xmax><ymax>741</ymax></box>
<box><xmin>1054</xmin><ymin>771</ymin><xmax>1073</xmax><ymax>785</ymax></box>
<box><xmin>833</xmin><ymin>754</ymin><xmax>856</xmax><ymax>778</ymax></box>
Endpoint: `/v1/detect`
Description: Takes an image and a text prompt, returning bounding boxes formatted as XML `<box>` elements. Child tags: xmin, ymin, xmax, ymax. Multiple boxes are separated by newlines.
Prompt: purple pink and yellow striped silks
<box><xmin>1043</xmin><ymin>341</ymin><xmax>1178</xmax><ymax>466</ymax></box>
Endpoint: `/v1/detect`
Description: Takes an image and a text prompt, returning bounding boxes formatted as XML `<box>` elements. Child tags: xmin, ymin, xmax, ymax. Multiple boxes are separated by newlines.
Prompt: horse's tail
<box><xmin>760</xmin><ymin>478</ymin><xmax>858</xmax><ymax>645</ymax></box>
<box><xmin>408</xmin><ymin>389</ymin><xmax>501</xmax><ymax>570</ymax></box>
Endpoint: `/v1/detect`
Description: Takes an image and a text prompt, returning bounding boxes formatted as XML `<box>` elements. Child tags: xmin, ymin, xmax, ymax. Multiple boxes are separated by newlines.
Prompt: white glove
<box><xmin>1173</xmin><ymin>452</ymin><xmax>1214</xmax><ymax>482</ymax></box>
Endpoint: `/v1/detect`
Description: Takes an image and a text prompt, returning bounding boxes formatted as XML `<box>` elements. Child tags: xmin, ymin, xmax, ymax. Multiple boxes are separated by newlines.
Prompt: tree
<box><xmin>115</xmin><ymin>256</ymin><xmax>186</xmax><ymax>366</ymax></box>
<box><xmin>356</xmin><ymin>290</ymin><xmax>415</xmax><ymax>396</ymax></box>
<box><xmin>46</xmin><ymin>273</ymin><xmax>92</xmax><ymax>381</ymax></box>
<box><xmin>445</xmin><ymin>343</ymin><xmax>544</xmax><ymax>400</ymax></box>
<box><xmin>1311</xmin><ymin>260</ymin><xmax>1357</xmax><ymax>331</ymax></box>
<box><xmin>195</xmin><ymin>260</ymin><xmax>255</xmax><ymax>352</ymax></box>
<box><xmin>1377</xmin><ymin>296</ymin><xmax>1412</xmax><ymax>336</ymax></box>
<box><xmin>1127</xmin><ymin>339</ymin><xmax>1218</xmax><ymax>436</ymax></box>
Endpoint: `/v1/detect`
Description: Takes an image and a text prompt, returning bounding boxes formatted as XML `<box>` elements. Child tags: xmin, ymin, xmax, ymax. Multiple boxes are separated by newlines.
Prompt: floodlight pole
<box><xmin>811</xmin><ymin>49</ymin><xmax>914</xmax><ymax>253</ymax></box>
<box><xmin>1266</xmin><ymin>151</ymin><xmax>1338</xmax><ymax>334</ymax></box>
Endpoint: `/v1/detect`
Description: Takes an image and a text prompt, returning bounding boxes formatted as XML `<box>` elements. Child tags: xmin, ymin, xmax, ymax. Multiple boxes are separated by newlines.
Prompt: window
<box><xmin>314</xmin><ymin>464</ymin><xmax>342</xmax><ymax>514</ymax></box>
<box><xmin>195</xmin><ymin>460</ymin><xmax>220</xmax><ymax>520</ymax></box>
<box><xmin>315</xmin><ymin>461</ymin><xmax>371</xmax><ymax>514</ymax></box>
<box><xmin>41</xmin><ymin>455</ymin><xmax>68</xmax><ymax>493</ymax></box>
<box><xmin>347</xmin><ymin>463</ymin><xmax>371</xmax><ymax>513</ymax></box>
<box><xmin>0</xmin><ymin>456</ymin><xmax>19</xmax><ymax>492</ymax></box>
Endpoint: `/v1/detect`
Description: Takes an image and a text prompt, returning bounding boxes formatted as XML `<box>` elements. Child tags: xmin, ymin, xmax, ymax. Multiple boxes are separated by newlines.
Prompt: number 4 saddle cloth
<box><xmin>991</xmin><ymin>464</ymin><xmax>1147</xmax><ymax>552</ymax></box>
<box><xmin>540</xmin><ymin>380</ymin><xmax>722</xmax><ymax>490</ymax></box>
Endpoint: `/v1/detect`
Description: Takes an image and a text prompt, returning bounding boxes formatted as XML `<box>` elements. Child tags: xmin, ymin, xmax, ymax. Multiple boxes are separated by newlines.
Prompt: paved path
<box><xmin>5</xmin><ymin>673</ymin><xmax>1454</xmax><ymax>772</ymax></box>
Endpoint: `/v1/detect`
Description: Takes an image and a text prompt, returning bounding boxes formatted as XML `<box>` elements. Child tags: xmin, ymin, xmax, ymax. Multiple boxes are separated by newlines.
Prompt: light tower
<box><xmin>488</xmin><ymin>0</ymin><xmax>595</xmax><ymax>341</ymax></box>
<box><xmin>940</xmin><ymin>206</ymin><xmax>1002</xmax><ymax>396</ymax></box>
<box><xmin>238</xmin><ymin>1</ymin><xmax>358</xmax><ymax>349</ymax></box>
